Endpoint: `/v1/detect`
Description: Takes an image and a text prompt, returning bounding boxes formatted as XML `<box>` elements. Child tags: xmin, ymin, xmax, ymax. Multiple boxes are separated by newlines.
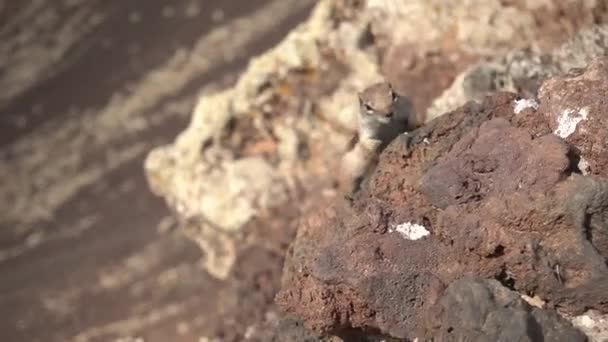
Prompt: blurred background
<box><xmin>0</xmin><ymin>1</ymin><xmax>316</xmax><ymax>341</ymax></box>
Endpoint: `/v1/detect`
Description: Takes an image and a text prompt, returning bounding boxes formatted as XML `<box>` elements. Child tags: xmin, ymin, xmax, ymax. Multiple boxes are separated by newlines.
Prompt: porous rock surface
<box><xmin>432</xmin><ymin>277</ymin><xmax>586</xmax><ymax>342</ymax></box>
<box><xmin>144</xmin><ymin>0</ymin><xmax>605</xmax><ymax>281</ymax></box>
<box><xmin>143</xmin><ymin>0</ymin><xmax>608</xmax><ymax>340</ymax></box>
<box><xmin>428</xmin><ymin>25</ymin><xmax>608</xmax><ymax>119</ymax></box>
<box><xmin>277</xmin><ymin>58</ymin><xmax>608</xmax><ymax>341</ymax></box>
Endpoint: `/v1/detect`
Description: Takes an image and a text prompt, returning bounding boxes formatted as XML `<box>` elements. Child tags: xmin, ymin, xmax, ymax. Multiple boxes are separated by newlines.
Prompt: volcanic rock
<box><xmin>277</xmin><ymin>59</ymin><xmax>608</xmax><ymax>341</ymax></box>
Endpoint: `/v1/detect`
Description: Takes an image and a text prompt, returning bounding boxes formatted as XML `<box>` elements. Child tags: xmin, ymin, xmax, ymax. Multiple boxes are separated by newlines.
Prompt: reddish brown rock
<box><xmin>420</xmin><ymin>118</ymin><xmax>570</xmax><ymax>209</ymax></box>
<box><xmin>277</xmin><ymin>59</ymin><xmax>608</xmax><ymax>340</ymax></box>
<box><xmin>539</xmin><ymin>57</ymin><xmax>608</xmax><ymax>178</ymax></box>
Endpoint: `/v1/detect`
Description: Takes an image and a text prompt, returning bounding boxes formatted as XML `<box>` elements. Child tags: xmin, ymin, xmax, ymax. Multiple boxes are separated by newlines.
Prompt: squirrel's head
<box><xmin>358</xmin><ymin>82</ymin><xmax>400</xmax><ymax>125</ymax></box>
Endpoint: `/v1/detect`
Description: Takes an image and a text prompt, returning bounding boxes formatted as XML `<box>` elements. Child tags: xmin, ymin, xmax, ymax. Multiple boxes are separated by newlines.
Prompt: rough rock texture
<box><xmin>570</xmin><ymin>310</ymin><xmax>608</xmax><ymax>342</ymax></box>
<box><xmin>429</xmin><ymin>25</ymin><xmax>608</xmax><ymax>119</ymax></box>
<box><xmin>145</xmin><ymin>1</ymin><xmax>351</xmax><ymax>281</ymax></box>
<box><xmin>145</xmin><ymin>0</ymin><xmax>607</xmax><ymax>286</ymax></box>
<box><xmin>431</xmin><ymin>277</ymin><xmax>586</xmax><ymax>342</ymax></box>
<box><xmin>539</xmin><ymin>57</ymin><xmax>608</xmax><ymax>181</ymax></box>
<box><xmin>277</xmin><ymin>58</ymin><xmax>608</xmax><ymax>341</ymax></box>
<box><xmin>375</xmin><ymin>0</ymin><xmax>608</xmax><ymax>124</ymax></box>
<box><xmin>143</xmin><ymin>0</ymin><xmax>608</xmax><ymax>340</ymax></box>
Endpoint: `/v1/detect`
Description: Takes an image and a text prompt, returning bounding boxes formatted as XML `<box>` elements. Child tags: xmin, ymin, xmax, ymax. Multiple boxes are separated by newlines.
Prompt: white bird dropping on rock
<box><xmin>391</xmin><ymin>222</ymin><xmax>430</xmax><ymax>240</ymax></box>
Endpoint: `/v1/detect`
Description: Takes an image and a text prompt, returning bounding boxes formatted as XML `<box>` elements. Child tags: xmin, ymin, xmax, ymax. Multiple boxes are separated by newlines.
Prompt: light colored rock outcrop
<box><xmin>145</xmin><ymin>1</ymin><xmax>373</xmax><ymax>279</ymax></box>
<box><xmin>428</xmin><ymin>25</ymin><xmax>608</xmax><ymax>120</ymax></box>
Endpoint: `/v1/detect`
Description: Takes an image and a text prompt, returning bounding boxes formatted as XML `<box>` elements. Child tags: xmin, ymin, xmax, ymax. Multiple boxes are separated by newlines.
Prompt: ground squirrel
<box><xmin>338</xmin><ymin>81</ymin><xmax>414</xmax><ymax>200</ymax></box>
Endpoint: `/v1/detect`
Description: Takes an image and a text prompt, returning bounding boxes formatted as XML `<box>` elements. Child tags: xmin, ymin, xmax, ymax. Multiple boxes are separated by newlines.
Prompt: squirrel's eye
<box><xmin>391</xmin><ymin>91</ymin><xmax>398</xmax><ymax>102</ymax></box>
<box><xmin>364</xmin><ymin>103</ymin><xmax>374</xmax><ymax>113</ymax></box>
